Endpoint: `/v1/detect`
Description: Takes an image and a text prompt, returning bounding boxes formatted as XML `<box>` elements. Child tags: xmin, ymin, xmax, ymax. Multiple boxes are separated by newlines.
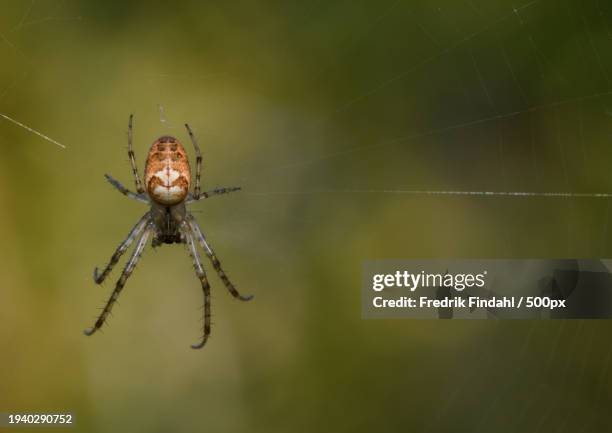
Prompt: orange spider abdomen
<box><xmin>144</xmin><ymin>136</ymin><xmax>191</xmax><ymax>205</ymax></box>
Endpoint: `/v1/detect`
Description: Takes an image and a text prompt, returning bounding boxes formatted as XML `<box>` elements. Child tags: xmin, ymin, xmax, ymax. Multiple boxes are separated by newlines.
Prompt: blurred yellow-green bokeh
<box><xmin>2</xmin><ymin>0</ymin><xmax>612</xmax><ymax>431</ymax></box>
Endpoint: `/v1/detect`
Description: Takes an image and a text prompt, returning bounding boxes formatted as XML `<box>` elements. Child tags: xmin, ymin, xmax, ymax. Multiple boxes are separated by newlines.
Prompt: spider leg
<box><xmin>93</xmin><ymin>212</ymin><xmax>151</xmax><ymax>284</ymax></box>
<box><xmin>186</xmin><ymin>186</ymin><xmax>241</xmax><ymax>203</ymax></box>
<box><xmin>84</xmin><ymin>223</ymin><xmax>152</xmax><ymax>336</ymax></box>
<box><xmin>183</xmin><ymin>227</ymin><xmax>211</xmax><ymax>349</ymax></box>
<box><xmin>104</xmin><ymin>174</ymin><xmax>149</xmax><ymax>204</ymax></box>
<box><xmin>184</xmin><ymin>123</ymin><xmax>202</xmax><ymax>200</ymax></box>
<box><xmin>127</xmin><ymin>114</ymin><xmax>145</xmax><ymax>194</ymax></box>
<box><xmin>187</xmin><ymin>214</ymin><xmax>254</xmax><ymax>301</ymax></box>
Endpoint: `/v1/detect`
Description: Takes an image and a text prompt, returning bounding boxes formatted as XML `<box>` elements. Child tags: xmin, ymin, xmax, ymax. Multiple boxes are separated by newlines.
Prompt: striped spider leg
<box><xmin>84</xmin><ymin>220</ymin><xmax>154</xmax><ymax>336</ymax></box>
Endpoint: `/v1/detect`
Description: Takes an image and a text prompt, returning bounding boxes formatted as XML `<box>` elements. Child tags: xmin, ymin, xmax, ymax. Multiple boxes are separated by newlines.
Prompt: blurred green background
<box><xmin>2</xmin><ymin>0</ymin><xmax>612</xmax><ymax>431</ymax></box>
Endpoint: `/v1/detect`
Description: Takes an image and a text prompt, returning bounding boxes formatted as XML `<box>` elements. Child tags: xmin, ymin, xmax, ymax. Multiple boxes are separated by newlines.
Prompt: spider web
<box><xmin>133</xmin><ymin>0</ymin><xmax>608</xmax><ymax>283</ymax></box>
<box><xmin>130</xmin><ymin>4</ymin><xmax>612</xmax><ymax>416</ymax></box>
<box><xmin>160</xmin><ymin>2</ymin><xmax>611</xmax><ymax>429</ymax></box>
<box><xmin>224</xmin><ymin>0</ymin><xmax>612</xmax><ymax>267</ymax></box>
<box><xmin>0</xmin><ymin>0</ymin><xmax>80</xmax><ymax>148</ymax></box>
<box><xmin>2</xmin><ymin>0</ymin><xmax>612</xmax><ymax>430</ymax></box>
<box><xmin>239</xmin><ymin>0</ymin><xmax>612</xmax><ymax>198</ymax></box>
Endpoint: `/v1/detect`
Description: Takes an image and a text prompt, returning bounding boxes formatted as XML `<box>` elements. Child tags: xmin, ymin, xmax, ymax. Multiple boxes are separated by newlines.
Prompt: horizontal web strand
<box><xmin>245</xmin><ymin>189</ymin><xmax>612</xmax><ymax>198</ymax></box>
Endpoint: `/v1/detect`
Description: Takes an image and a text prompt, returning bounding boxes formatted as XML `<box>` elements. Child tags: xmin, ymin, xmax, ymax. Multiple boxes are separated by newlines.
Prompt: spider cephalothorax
<box><xmin>84</xmin><ymin>115</ymin><xmax>252</xmax><ymax>349</ymax></box>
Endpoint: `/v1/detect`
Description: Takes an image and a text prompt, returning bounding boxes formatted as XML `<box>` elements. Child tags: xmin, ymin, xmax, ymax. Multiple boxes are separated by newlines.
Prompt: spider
<box><xmin>84</xmin><ymin>114</ymin><xmax>253</xmax><ymax>349</ymax></box>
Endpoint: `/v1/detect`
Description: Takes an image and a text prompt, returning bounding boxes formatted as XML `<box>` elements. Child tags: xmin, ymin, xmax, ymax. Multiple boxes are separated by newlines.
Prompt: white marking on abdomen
<box><xmin>152</xmin><ymin>185</ymin><xmax>185</xmax><ymax>202</ymax></box>
<box><xmin>153</xmin><ymin>168</ymin><xmax>180</xmax><ymax>186</ymax></box>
